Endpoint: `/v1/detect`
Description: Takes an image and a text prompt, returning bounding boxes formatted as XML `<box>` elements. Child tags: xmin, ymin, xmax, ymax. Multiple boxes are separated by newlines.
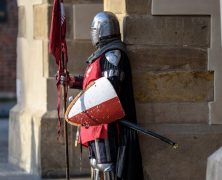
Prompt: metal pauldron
<box><xmin>105</xmin><ymin>50</ymin><xmax>121</xmax><ymax>66</ymax></box>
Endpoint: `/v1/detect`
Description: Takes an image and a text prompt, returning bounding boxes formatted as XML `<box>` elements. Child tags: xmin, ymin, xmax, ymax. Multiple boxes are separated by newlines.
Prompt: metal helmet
<box><xmin>90</xmin><ymin>11</ymin><xmax>120</xmax><ymax>46</ymax></box>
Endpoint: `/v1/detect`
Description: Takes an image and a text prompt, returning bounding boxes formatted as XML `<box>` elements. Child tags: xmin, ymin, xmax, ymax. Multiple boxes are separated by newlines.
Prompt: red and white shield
<box><xmin>65</xmin><ymin>77</ymin><xmax>125</xmax><ymax>126</ymax></box>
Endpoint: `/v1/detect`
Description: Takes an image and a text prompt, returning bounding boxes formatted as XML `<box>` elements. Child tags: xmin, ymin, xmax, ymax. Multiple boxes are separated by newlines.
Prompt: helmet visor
<box><xmin>90</xmin><ymin>28</ymin><xmax>99</xmax><ymax>46</ymax></box>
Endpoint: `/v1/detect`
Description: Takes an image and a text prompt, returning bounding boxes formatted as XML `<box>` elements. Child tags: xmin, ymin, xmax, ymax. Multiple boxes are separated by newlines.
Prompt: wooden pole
<box><xmin>61</xmin><ymin>52</ymin><xmax>70</xmax><ymax>180</ymax></box>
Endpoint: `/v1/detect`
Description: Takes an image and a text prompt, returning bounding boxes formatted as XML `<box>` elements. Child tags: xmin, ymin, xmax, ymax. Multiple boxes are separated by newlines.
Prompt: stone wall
<box><xmin>105</xmin><ymin>0</ymin><xmax>222</xmax><ymax>179</ymax></box>
<box><xmin>105</xmin><ymin>1</ymin><xmax>213</xmax><ymax>125</ymax></box>
<box><xmin>10</xmin><ymin>0</ymin><xmax>222</xmax><ymax>179</ymax></box>
<box><xmin>9</xmin><ymin>0</ymin><xmax>102</xmax><ymax>177</ymax></box>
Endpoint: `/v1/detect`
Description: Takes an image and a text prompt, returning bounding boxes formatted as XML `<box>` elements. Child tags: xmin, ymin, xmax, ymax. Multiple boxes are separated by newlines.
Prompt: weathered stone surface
<box><xmin>46</xmin><ymin>78</ymin><xmax>58</xmax><ymax>111</ymax></box>
<box><xmin>136</xmin><ymin>102</ymin><xmax>209</xmax><ymax>124</ymax></box>
<box><xmin>151</xmin><ymin>0</ymin><xmax>215</xmax><ymax>15</ymax></box>
<box><xmin>128</xmin><ymin>45</ymin><xmax>207</xmax><ymax>72</ymax></box>
<box><xmin>17</xmin><ymin>0</ymin><xmax>44</xmax><ymax>6</ymax></box>
<box><xmin>41</xmin><ymin>111</ymin><xmax>90</xmax><ymax>177</ymax></box>
<box><xmin>65</xmin><ymin>5</ymin><xmax>74</xmax><ymax>40</ymax></box>
<box><xmin>48</xmin><ymin>40</ymin><xmax>93</xmax><ymax>77</ymax></box>
<box><xmin>125</xmin><ymin>0</ymin><xmax>151</xmax><ymax>14</ymax></box>
<box><xmin>66</xmin><ymin>40</ymin><xmax>93</xmax><ymax>73</ymax></box>
<box><xmin>16</xmin><ymin>38</ymin><xmax>46</xmax><ymax>109</ymax></box>
<box><xmin>33</xmin><ymin>4</ymin><xmax>48</xmax><ymax>39</ymax></box>
<box><xmin>9</xmin><ymin>107</ymin><xmax>43</xmax><ymax>175</ymax></box>
<box><xmin>139</xmin><ymin>124</ymin><xmax>222</xmax><ymax>180</ymax></box>
<box><xmin>18</xmin><ymin>6</ymin><xmax>26</xmax><ymax>38</ymax></box>
<box><xmin>35</xmin><ymin>4</ymin><xmax>73</xmax><ymax>40</ymax></box>
<box><xmin>47</xmin><ymin>77</ymin><xmax>81</xmax><ymax>111</ymax></box>
<box><xmin>207</xmin><ymin>147</ymin><xmax>222</xmax><ymax>180</ymax></box>
<box><xmin>124</xmin><ymin>15</ymin><xmax>210</xmax><ymax>47</ymax></box>
<box><xmin>73</xmin><ymin>4</ymin><xmax>103</xmax><ymax>40</ymax></box>
<box><xmin>133</xmin><ymin>71</ymin><xmax>214</xmax><ymax>103</ymax></box>
<box><xmin>104</xmin><ymin>0</ymin><xmax>125</xmax><ymax>14</ymax></box>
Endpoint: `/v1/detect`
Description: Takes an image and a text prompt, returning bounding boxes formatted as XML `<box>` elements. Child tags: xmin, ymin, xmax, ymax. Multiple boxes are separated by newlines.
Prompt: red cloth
<box><xmin>49</xmin><ymin>0</ymin><xmax>68</xmax><ymax>136</ymax></box>
<box><xmin>80</xmin><ymin>57</ymin><xmax>108</xmax><ymax>146</ymax></box>
<box><xmin>49</xmin><ymin>0</ymin><xmax>67</xmax><ymax>65</ymax></box>
<box><xmin>49</xmin><ymin>0</ymin><xmax>60</xmax><ymax>64</ymax></box>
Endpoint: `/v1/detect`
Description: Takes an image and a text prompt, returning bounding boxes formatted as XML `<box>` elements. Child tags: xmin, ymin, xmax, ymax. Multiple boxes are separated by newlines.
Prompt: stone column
<box><xmin>104</xmin><ymin>0</ymin><xmax>222</xmax><ymax>179</ymax></box>
<box><xmin>9</xmin><ymin>0</ymin><xmax>102</xmax><ymax>177</ymax></box>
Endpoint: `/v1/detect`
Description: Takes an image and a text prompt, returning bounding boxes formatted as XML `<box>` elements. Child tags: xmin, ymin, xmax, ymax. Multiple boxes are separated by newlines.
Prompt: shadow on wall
<box><xmin>0</xmin><ymin>98</ymin><xmax>16</xmax><ymax>118</ymax></box>
<box><xmin>30</xmin><ymin>118</ymin><xmax>38</xmax><ymax>175</ymax></box>
<box><xmin>0</xmin><ymin>0</ymin><xmax>18</xmax><ymax>118</ymax></box>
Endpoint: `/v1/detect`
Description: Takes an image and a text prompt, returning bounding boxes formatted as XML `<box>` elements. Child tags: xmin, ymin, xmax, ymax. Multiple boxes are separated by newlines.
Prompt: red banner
<box><xmin>49</xmin><ymin>0</ymin><xmax>67</xmax><ymax>65</ymax></box>
<box><xmin>49</xmin><ymin>0</ymin><xmax>69</xmax><ymax>136</ymax></box>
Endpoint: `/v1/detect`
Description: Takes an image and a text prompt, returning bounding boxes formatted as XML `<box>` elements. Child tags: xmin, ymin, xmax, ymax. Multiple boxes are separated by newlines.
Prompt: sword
<box><xmin>119</xmin><ymin>120</ymin><xmax>178</xmax><ymax>149</ymax></box>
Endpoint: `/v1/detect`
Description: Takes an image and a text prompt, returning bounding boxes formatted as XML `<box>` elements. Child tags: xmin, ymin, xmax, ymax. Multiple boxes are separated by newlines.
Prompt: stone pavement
<box><xmin>0</xmin><ymin>119</ymin><xmax>90</xmax><ymax>180</ymax></box>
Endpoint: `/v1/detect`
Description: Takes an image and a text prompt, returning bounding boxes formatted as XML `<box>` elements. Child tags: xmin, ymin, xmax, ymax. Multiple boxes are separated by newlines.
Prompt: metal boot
<box><xmin>97</xmin><ymin>163</ymin><xmax>115</xmax><ymax>180</ymax></box>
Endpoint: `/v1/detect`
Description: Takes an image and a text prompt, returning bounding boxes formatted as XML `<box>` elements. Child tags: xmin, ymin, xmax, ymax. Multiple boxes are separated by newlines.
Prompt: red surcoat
<box><xmin>80</xmin><ymin>56</ymin><xmax>108</xmax><ymax>146</ymax></box>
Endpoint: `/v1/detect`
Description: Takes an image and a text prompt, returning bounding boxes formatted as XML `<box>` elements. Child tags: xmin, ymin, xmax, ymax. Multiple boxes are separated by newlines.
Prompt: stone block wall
<box><xmin>104</xmin><ymin>0</ymin><xmax>222</xmax><ymax>179</ymax></box>
<box><xmin>105</xmin><ymin>0</ymin><xmax>213</xmax><ymax>125</ymax></box>
<box><xmin>10</xmin><ymin>0</ymin><xmax>222</xmax><ymax>179</ymax></box>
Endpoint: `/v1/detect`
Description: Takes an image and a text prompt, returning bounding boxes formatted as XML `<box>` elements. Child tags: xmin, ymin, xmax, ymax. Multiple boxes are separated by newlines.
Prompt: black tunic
<box><xmin>97</xmin><ymin>41</ymin><xmax>144</xmax><ymax>180</ymax></box>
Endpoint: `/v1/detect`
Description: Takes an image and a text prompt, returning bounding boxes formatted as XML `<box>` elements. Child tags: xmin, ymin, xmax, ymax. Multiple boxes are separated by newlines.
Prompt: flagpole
<box><xmin>61</xmin><ymin>52</ymin><xmax>70</xmax><ymax>180</ymax></box>
<box><xmin>49</xmin><ymin>0</ymin><xmax>70</xmax><ymax>179</ymax></box>
<box><xmin>60</xmin><ymin>0</ymin><xmax>70</xmax><ymax>178</ymax></box>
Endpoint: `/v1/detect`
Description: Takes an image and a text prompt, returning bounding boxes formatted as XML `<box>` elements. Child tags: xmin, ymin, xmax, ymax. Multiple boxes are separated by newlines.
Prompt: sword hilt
<box><xmin>172</xmin><ymin>143</ymin><xmax>179</xmax><ymax>149</ymax></box>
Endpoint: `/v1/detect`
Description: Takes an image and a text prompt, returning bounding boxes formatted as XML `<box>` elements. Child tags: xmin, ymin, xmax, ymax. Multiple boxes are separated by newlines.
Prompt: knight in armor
<box><xmin>69</xmin><ymin>11</ymin><xmax>144</xmax><ymax>180</ymax></box>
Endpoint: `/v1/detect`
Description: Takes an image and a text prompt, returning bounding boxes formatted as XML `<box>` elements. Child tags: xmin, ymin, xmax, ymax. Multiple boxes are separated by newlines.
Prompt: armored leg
<box><xmin>89</xmin><ymin>137</ymin><xmax>117</xmax><ymax>180</ymax></box>
<box><xmin>90</xmin><ymin>158</ymin><xmax>100</xmax><ymax>180</ymax></box>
